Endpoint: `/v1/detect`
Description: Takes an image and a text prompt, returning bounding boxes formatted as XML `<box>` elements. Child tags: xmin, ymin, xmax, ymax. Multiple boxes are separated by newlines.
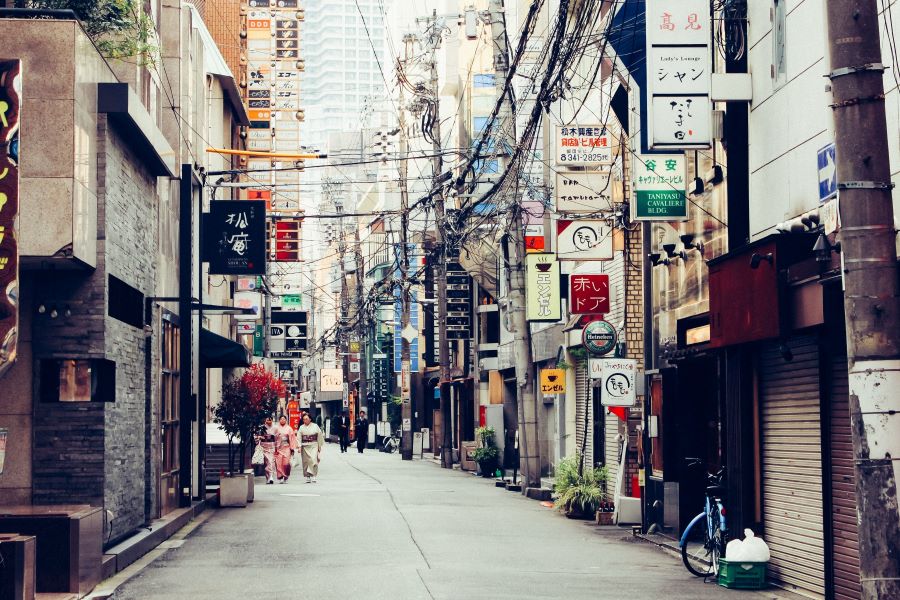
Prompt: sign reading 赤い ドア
<box><xmin>598</xmin><ymin>358</ymin><xmax>638</xmax><ymax>407</ymax></box>
<box><xmin>525</xmin><ymin>253</ymin><xmax>561</xmax><ymax>322</ymax></box>
<box><xmin>633</xmin><ymin>154</ymin><xmax>688</xmax><ymax>220</ymax></box>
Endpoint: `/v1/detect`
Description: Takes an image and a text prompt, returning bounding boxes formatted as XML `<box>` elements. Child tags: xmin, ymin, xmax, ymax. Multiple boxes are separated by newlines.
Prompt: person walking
<box><xmin>337</xmin><ymin>411</ymin><xmax>350</xmax><ymax>453</ymax></box>
<box><xmin>298</xmin><ymin>413</ymin><xmax>324</xmax><ymax>483</ymax></box>
<box><xmin>256</xmin><ymin>417</ymin><xmax>277</xmax><ymax>484</ymax></box>
<box><xmin>273</xmin><ymin>416</ymin><xmax>297</xmax><ymax>483</ymax></box>
<box><xmin>355</xmin><ymin>410</ymin><xmax>369</xmax><ymax>454</ymax></box>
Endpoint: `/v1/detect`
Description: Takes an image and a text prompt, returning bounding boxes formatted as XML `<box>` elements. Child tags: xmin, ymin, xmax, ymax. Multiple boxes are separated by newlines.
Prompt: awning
<box><xmin>200</xmin><ymin>328</ymin><xmax>251</xmax><ymax>368</ymax></box>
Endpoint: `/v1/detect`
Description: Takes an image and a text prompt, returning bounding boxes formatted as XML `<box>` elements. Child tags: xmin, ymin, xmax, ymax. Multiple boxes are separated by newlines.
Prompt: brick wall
<box><xmin>622</xmin><ymin>222</ymin><xmax>644</xmax><ymax>495</ymax></box>
<box><xmin>98</xmin><ymin>115</ymin><xmax>160</xmax><ymax>542</ymax></box>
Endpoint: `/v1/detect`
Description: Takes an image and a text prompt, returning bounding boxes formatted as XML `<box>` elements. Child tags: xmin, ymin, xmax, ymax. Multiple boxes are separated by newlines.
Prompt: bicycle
<box><xmin>382</xmin><ymin>429</ymin><xmax>401</xmax><ymax>453</ymax></box>
<box><xmin>679</xmin><ymin>462</ymin><xmax>727</xmax><ymax>577</ymax></box>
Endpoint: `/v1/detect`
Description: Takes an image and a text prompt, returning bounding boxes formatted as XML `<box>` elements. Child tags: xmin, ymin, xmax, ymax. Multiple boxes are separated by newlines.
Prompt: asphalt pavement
<box><xmin>110</xmin><ymin>445</ymin><xmax>780</xmax><ymax>600</ymax></box>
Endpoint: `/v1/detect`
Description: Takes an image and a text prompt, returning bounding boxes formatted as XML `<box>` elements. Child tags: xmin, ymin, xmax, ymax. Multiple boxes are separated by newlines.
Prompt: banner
<box><xmin>0</xmin><ymin>60</ymin><xmax>21</xmax><ymax>379</ymax></box>
<box><xmin>205</xmin><ymin>200</ymin><xmax>266</xmax><ymax>275</ymax></box>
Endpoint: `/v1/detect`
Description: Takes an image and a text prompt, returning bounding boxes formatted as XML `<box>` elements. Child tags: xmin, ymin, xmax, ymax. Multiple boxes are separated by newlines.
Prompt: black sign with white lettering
<box><xmin>205</xmin><ymin>201</ymin><xmax>266</xmax><ymax>275</ymax></box>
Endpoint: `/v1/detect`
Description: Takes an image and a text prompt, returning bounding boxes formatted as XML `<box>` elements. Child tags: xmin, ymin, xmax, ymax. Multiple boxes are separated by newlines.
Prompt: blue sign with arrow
<box><xmin>817</xmin><ymin>143</ymin><xmax>837</xmax><ymax>202</ymax></box>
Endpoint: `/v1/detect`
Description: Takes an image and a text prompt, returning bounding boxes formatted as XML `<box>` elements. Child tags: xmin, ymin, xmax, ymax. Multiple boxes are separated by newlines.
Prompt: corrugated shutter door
<box><xmin>830</xmin><ymin>352</ymin><xmax>861</xmax><ymax>600</ymax></box>
<box><xmin>574</xmin><ymin>360</ymin><xmax>592</xmax><ymax>471</ymax></box>
<box><xmin>760</xmin><ymin>335</ymin><xmax>825</xmax><ymax>599</ymax></box>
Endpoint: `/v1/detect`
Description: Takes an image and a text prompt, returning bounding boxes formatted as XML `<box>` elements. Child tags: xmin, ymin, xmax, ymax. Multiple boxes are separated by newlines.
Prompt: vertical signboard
<box><xmin>0</xmin><ymin>60</ymin><xmax>20</xmax><ymax>379</ymax></box>
<box><xmin>525</xmin><ymin>253</ymin><xmax>561</xmax><ymax>322</ymax></box>
<box><xmin>556</xmin><ymin>220</ymin><xmax>614</xmax><ymax>261</ymax></box>
<box><xmin>205</xmin><ymin>200</ymin><xmax>266</xmax><ymax>275</ymax></box>
<box><xmin>645</xmin><ymin>0</ymin><xmax>712</xmax><ymax>149</ymax></box>
<box><xmin>633</xmin><ymin>154</ymin><xmax>688</xmax><ymax>220</ymax></box>
<box><xmin>569</xmin><ymin>274</ymin><xmax>610</xmax><ymax>315</ymax></box>
<box><xmin>445</xmin><ymin>256</ymin><xmax>471</xmax><ymax>339</ymax></box>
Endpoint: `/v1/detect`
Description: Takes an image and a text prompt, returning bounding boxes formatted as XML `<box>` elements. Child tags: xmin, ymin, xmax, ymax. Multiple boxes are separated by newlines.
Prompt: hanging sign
<box><xmin>539</xmin><ymin>369</ymin><xmax>566</xmax><ymax>394</ymax></box>
<box><xmin>234</xmin><ymin>291</ymin><xmax>262</xmax><ymax>321</ymax></box>
<box><xmin>524</xmin><ymin>224</ymin><xmax>545</xmax><ymax>252</ymax></box>
<box><xmin>633</xmin><ymin>154</ymin><xmax>688</xmax><ymax>220</ymax></box>
<box><xmin>582</xmin><ymin>319</ymin><xmax>617</xmax><ymax>356</ymax></box>
<box><xmin>646</xmin><ymin>0</ymin><xmax>712</xmax><ymax>149</ymax></box>
<box><xmin>555</xmin><ymin>172</ymin><xmax>620</xmax><ymax>212</ymax></box>
<box><xmin>525</xmin><ymin>253</ymin><xmax>561</xmax><ymax>322</ymax></box>
<box><xmin>0</xmin><ymin>60</ymin><xmax>21</xmax><ymax>380</ymax></box>
<box><xmin>556</xmin><ymin>220</ymin><xmax>614</xmax><ymax>261</ymax></box>
<box><xmin>555</xmin><ymin>125</ymin><xmax>616</xmax><ymax>165</ymax></box>
<box><xmin>569</xmin><ymin>274</ymin><xmax>610</xmax><ymax>315</ymax></box>
<box><xmin>598</xmin><ymin>358</ymin><xmax>638</xmax><ymax>407</ymax></box>
<box><xmin>205</xmin><ymin>200</ymin><xmax>266</xmax><ymax>275</ymax></box>
<box><xmin>320</xmin><ymin>368</ymin><xmax>344</xmax><ymax>392</ymax></box>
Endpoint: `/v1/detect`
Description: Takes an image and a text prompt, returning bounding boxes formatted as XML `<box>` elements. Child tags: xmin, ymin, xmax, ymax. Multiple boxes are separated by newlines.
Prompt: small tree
<box><xmin>213</xmin><ymin>364</ymin><xmax>285</xmax><ymax>474</ymax></box>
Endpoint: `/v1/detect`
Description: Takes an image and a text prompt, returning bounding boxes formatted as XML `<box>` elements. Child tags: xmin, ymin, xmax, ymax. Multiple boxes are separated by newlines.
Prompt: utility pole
<box><xmin>338</xmin><ymin>223</ymin><xmax>350</xmax><ymax>421</ymax></box>
<box><xmin>825</xmin><ymin>3</ymin><xmax>900</xmax><ymax>597</ymax></box>
<box><xmin>489</xmin><ymin>0</ymin><xmax>540</xmax><ymax>489</ymax></box>
<box><xmin>421</xmin><ymin>11</ymin><xmax>454</xmax><ymax>469</ymax></box>
<box><xmin>398</xmin><ymin>38</ymin><xmax>414</xmax><ymax>460</ymax></box>
<box><xmin>353</xmin><ymin>228</ymin><xmax>370</xmax><ymax>441</ymax></box>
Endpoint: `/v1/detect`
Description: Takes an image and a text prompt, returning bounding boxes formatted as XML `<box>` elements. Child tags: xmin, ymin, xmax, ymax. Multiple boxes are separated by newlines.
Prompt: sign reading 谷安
<box><xmin>633</xmin><ymin>154</ymin><xmax>687</xmax><ymax>220</ymax></box>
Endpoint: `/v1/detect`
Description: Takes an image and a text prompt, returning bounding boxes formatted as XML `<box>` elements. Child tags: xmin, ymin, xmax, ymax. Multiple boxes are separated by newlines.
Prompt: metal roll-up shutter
<box><xmin>829</xmin><ymin>353</ymin><xmax>862</xmax><ymax>600</ymax></box>
<box><xmin>760</xmin><ymin>335</ymin><xmax>825</xmax><ymax>599</ymax></box>
<box><xmin>574</xmin><ymin>359</ymin><xmax>592</xmax><ymax>471</ymax></box>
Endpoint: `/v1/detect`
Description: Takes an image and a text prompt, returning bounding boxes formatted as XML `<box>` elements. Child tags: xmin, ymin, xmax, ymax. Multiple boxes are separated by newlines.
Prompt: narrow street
<box><xmin>113</xmin><ymin>448</ymin><xmax>752</xmax><ymax>600</ymax></box>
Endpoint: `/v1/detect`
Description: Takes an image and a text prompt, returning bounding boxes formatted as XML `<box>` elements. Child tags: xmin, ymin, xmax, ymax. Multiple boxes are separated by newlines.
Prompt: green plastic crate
<box><xmin>717</xmin><ymin>558</ymin><xmax>767</xmax><ymax>590</ymax></box>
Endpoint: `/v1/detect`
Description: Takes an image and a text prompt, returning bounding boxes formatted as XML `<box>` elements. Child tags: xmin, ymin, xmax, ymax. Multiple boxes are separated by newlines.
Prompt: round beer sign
<box><xmin>582</xmin><ymin>320</ymin><xmax>617</xmax><ymax>356</ymax></box>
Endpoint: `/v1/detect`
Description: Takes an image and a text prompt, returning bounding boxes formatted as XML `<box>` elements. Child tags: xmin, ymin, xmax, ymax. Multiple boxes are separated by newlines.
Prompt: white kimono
<box><xmin>297</xmin><ymin>423</ymin><xmax>324</xmax><ymax>477</ymax></box>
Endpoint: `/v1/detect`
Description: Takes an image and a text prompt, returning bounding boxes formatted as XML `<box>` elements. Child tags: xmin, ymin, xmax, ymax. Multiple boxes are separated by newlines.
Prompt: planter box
<box><xmin>244</xmin><ymin>469</ymin><xmax>255</xmax><ymax>503</ymax></box>
<box><xmin>219</xmin><ymin>475</ymin><xmax>249</xmax><ymax>507</ymax></box>
<box><xmin>0</xmin><ymin>533</ymin><xmax>36</xmax><ymax>600</ymax></box>
<box><xmin>595</xmin><ymin>511</ymin><xmax>615</xmax><ymax>526</ymax></box>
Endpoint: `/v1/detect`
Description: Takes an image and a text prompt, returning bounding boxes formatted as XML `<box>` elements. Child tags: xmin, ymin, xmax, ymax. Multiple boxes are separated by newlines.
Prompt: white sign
<box><xmin>556</xmin><ymin>219</ymin><xmax>614</xmax><ymax>261</ymax></box>
<box><xmin>237</xmin><ymin>322</ymin><xmax>256</xmax><ymax>334</ymax></box>
<box><xmin>299</xmin><ymin>391</ymin><xmax>311</xmax><ymax>408</ymax></box>
<box><xmin>402</xmin><ymin>418</ymin><xmax>411</xmax><ymax>432</ymax></box>
<box><xmin>234</xmin><ymin>291</ymin><xmax>262</xmax><ymax>320</ymax></box>
<box><xmin>598</xmin><ymin>358</ymin><xmax>638</xmax><ymax>407</ymax></box>
<box><xmin>320</xmin><ymin>368</ymin><xmax>343</xmax><ymax>392</ymax></box>
<box><xmin>646</xmin><ymin>0</ymin><xmax>712</xmax><ymax>149</ymax></box>
<box><xmin>350</xmin><ymin>362</ymin><xmax>360</xmax><ymax>373</ymax></box>
<box><xmin>555</xmin><ymin>125</ymin><xmax>616</xmax><ymax>165</ymax></box>
<box><xmin>555</xmin><ymin>172</ymin><xmax>618</xmax><ymax>213</ymax></box>
<box><xmin>588</xmin><ymin>358</ymin><xmax>604</xmax><ymax>379</ymax></box>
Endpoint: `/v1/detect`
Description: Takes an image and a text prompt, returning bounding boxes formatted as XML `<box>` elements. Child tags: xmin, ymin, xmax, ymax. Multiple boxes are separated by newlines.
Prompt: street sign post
<box><xmin>817</xmin><ymin>142</ymin><xmax>837</xmax><ymax>202</ymax></box>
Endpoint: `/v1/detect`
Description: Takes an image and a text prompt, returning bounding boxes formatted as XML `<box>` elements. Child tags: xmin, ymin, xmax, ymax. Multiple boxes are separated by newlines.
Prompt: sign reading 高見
<box><xmin>645</xmin><ymin>0</ymin><xmax>712</xmax><ymax>149</ymax></box>
<box><xmin>633</xmin><ymin>154</ymin><xmax>688</xmax><ymax>220</ymax></box>
<box><xmin>525</xmin><ymin>253</ymin><xmax>561</xmax><ymax>322</ymax></box>
<box><xmin>206</xmin><ymin>200</ymin><xmax>266</xmax><ymax>275</ymax></box>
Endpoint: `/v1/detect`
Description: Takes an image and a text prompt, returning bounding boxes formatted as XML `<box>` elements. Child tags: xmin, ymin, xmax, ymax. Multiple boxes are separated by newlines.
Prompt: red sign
<box><xmin>0</xmin><ymin>60</ymin><xmax>20</xmax><ymax>379</ymax></box>
<box><xmin>287</xmin><ymin>400</ymin><xmax>300</xmax><ymax>430</ymax></box>
<box><xmin>569</xmin><ymin>274</ymin><xmax>610</xmax><ymax>315</ymax></box>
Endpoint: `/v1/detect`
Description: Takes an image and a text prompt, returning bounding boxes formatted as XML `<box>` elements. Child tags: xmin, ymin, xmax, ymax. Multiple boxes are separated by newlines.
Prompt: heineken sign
<box><xmin>582</xmin><ymin>319</ymin><xmax>617</xmax><ymax>356</ymax></box>
<box><xmin>633</xmin><ymin>154</ymin><xmax>688</xmax><ymax>220</ymax></box>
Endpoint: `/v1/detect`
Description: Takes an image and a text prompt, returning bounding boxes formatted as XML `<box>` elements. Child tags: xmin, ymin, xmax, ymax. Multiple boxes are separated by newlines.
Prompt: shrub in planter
<box><xmin>553</xmin><ymin>454</ymin><xmax>609</xmax><ymax>519</ymax></box>
<box><xmin>474</xmin><ymin>426</ymin><xmax>500</xmax><ymax>477</ymax></box>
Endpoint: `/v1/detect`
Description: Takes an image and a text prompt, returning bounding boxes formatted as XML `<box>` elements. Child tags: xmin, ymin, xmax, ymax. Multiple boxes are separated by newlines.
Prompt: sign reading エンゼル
<box><xmin>525</xmin><ymin>253</ymin><xmax>561</xmax><ymax>322</ymax></box>
<box><xmin>633</xmin><ymin>154</ymin><xmax>687</xmax><ymax>220</ymax></box>
<box><xmin>569</xmin><ymin>274</ymin><xmax>610</xmax><ymax>315</ymax></box>
<box><xmin>206</xmin><ymin>200</ymin><xmax>266</xmax><ymax>275</ymax></box>
<box><xmin>0</xmin><ymin>60</ymin><xmax>21</xmax><ymax>379</ymax></box>
<box><xmin>539</xmin><ymin>369</ymin><xmax>566</xmax><ymax>394</ymax></box>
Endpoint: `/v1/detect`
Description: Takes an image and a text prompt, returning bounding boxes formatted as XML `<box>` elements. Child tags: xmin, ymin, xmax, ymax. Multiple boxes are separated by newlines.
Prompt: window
<box><xmin>109</xmin><ymin>274</ymin><xmax>144</xmax><ymax>329</ymax></box>
<box><xmin>772</xmin><ymin>0</ymin><xmax>787</xmax><ymax>85</ymax></box>
<box><xmin>159</xmin><ymin>317</ymin><xmax>180</xmax><ymax>516</ymax></box>
<box><xmin>473</xmin><ymin>73</ymin><xmax>496</xmax><ymax>88</ymax></box>
<box><xmin>39</xmin><ymin>359</ymin><xmax>116</xmax><ymax>402</ymax></box>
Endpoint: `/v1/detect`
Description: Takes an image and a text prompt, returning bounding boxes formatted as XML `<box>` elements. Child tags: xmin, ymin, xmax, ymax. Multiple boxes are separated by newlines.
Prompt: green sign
<box><xmin>633</xmin><ymin>154</ymin><xmax>688</xmax><ymax>220</ymax></box>
<box><xmin>282</xmin><ymin>294</ymin><xmax>302</xmax><ymax>309</ymax></box>
<box><xmin>582</xmin><ymin>319</ymin><xmax>617</xmax><ymax>356</ymax></box>
<box><xmin>253</xmin><ymin>324</ymin><xmax>264</xmax><ymax>357</ymax></box>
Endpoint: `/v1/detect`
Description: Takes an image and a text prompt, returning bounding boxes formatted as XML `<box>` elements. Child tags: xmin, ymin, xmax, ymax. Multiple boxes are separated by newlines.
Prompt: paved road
<box><xmin>112</xmin><ymin>447</ymin><xmax>762</xmax><ymax>600</ymax></box>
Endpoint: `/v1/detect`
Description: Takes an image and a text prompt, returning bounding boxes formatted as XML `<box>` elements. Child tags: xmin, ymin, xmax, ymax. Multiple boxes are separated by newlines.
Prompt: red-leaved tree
<box><xmin>213</xmin><ymin>364</ymin><xmax>286</xmax><ymax>474</ymax></box>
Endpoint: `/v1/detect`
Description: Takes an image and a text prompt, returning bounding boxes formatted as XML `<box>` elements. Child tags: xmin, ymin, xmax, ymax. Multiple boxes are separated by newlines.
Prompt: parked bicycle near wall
<box><xmin>382</xmin><ymin>428</ymin><xmax>401</xmax><ymax>453</ymax></box>
<box><xmin>679</xmin><ymin>460</ymin><xmax>727</xmax><ymax>577</ymax></box>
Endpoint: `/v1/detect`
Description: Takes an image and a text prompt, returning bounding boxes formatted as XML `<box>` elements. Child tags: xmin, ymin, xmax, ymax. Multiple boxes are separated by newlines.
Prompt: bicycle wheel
<box><xmin>681</xmin><ymin>515</ymin><xmax>716</xmax><ymax>577</ymax></box>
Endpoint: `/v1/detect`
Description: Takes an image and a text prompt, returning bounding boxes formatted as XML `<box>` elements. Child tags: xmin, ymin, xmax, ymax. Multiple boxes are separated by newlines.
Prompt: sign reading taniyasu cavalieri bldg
<box><xmin>206</xmin><ymin>200</ymin><xmax>266</xmax><ymax>275</ymax></box>
<box><xmin>633</xmin><ymin>154</ymin><xmax>688</xmax><ymax>220</ymax></box>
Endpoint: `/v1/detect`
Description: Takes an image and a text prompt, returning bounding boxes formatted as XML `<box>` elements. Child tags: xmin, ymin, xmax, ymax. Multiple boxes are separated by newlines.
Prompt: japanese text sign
<box><xmin>555</xmin><ymin>172</ymin><xmax>619</xmax><ymax>213</ymax></box>
<box><xmin>525</xmin><ymin>253</ymin><xmax>561</xmax><ymax>322</ymax></box>
<box><xmin>598</xmin><ymin>358</ymin><xmax>638</xmax><ymax>407</ymax></box>
<box><xmin>206</xmin><ymin>200</ymin><xmax>266</xmax><ymax>275</ymax></box>
<box><xmin>555</xmin><ymin>125</ymin><xmax>616</xmax><ymax>165</ymax></box>
<box><xmin>633</xmin><ymin>154</ymin><xmax>688</xmax><ymax>220</ymax></box>
<box><xmin>556</xmin><ymin>219</ymin><xmax>614</xmax><ymax>261</ymax></box>
<box><xmin>0</xmin><ymin>60</ymin><xmax>21</xmax><ymax>380</ymax></box>
<box><xmin>540</xmin><ymin>369</ymin><xmax>566</xmax><ymax>394</ymax></box>
<box><xmin>320</xmin><ymin>368</ymin><xmax>344</xmax><ymax>392</ymax></box>
<box><xmin>646</xmin><ymin>0</ymin><xmax>712</xmax><ymax>149</ymax></box>
<box><xmin>570</xmin><ymin>274</ymin><xmax>610</xmax><ymax>315</ymax></box>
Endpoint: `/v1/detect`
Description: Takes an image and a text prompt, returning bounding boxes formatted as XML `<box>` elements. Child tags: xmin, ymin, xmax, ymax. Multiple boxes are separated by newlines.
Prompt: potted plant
<box><xmin>474</xmin><ymin>426</ymin><xmax>500</xmax><ymax>477</ymax></box>
<box><xmin>213</xmin><ymin>364</ymin><xmax>284</xmax><ymax>506</ymax></box>
<box><xmin>553</xmin><ymin>454</ymin><xmax>609</xmax><ymax>519</ymax></box>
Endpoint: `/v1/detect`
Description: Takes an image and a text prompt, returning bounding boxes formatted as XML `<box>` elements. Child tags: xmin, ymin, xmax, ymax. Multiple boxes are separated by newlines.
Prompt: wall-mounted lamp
<box><xmin>36</xmin><ymin>302</ymin><xmax>71</xmax><ymax>319</ymax></box>
<box><xmin>749</xmin><ymin>252</ymin><xmax>774</xmax><ymax>269</ymax></box>
<box><xmin>680</xmin><ymin>233</ymin><xmax>705</xmax><ymax>255</ymax></box>
<box><xmin>662</xmin><ymin>243</ymin><xmax>687</xmax><ymax>261</ymax></box>
<box><xmin>813</xmin><ymin>233</ymin><xmax>841</xmax><ymax>262</ymax></box>
<box><xmin>690</xmin><ymin>177</ymin><xmax>704</xmax><ymax>196</ymax></box>
<box><xmin>648</xmin><ymin>253</ymin><xmax>670</xmax><ymax>267</ymax></box>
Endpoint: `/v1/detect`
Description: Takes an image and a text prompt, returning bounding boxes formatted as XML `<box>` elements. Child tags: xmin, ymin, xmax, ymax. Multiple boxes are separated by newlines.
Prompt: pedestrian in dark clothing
<box><xmin>337</xmin><ymin>411</ymin><xmax>350</xmax><ymax>453</ymax></box>
<box><xmin>355</xmin><ymin>411</ymin><xmax>369</xmax><ymax>453</ymax></box>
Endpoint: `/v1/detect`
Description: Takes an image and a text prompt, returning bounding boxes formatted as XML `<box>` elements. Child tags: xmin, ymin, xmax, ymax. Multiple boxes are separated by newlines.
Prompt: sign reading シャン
<box><xmin>597</xmin><ymin>358</ymin><xmax>638</xmax><ymax>407</ymax></box>
<box><xmin>0</xmin><ymin>60</ymin><xmax>21</xmax><ymax>379</ymax></box>
<box><xmin>206</xmin><ymin>200</ymin><xmax>266</xmax><ymax>275</ymax></box>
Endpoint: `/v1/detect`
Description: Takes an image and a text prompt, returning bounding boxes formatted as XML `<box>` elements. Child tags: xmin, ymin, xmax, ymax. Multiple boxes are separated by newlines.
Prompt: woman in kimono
<box><xmin>298</xmin><ymin>412</ymin><xmax>324</xmax><ymax>483</ymax></box>
<box><xmin>273</xmin><ymin>416</ymin><xmax>297</xmax><ymax>483</ymax></box>
<box><xmin>256</xmin><ymin>417</ymin><xmax>278</xmax><ymax>484</ymax></box>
